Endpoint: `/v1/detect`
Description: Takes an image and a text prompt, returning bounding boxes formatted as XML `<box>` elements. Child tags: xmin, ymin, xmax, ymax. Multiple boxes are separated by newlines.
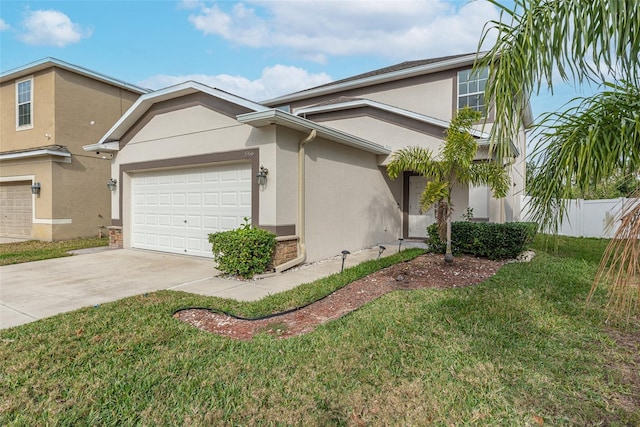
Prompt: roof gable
<box><xmin>0</xmin><ymin>57</ymin><xmax>149</xmax><ymax>94</ymax></box>
<box><xmin>84</xmin><ymin>81</ymin><xmax>269</xmax><ymax>150</ymax></box>
<box><xmin>264</xmin><ymin>52</ymin><xmax>482</xmax><ymax>105</ymax></box>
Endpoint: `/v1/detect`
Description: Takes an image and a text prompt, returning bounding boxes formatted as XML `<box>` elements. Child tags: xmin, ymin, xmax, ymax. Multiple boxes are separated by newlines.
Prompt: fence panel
<box><xmin>521</xmin><ymin>196</ymin><xmax>639</xmax><ymax>238</ymax></box>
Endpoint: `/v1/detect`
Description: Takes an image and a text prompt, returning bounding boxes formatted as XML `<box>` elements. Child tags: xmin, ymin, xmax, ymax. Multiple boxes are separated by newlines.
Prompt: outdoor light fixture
<box><xmin>256</xmin><ymin>165</ymin><xmax>269</xmax><ymax>186</ymax></box>
<box><xmin>378</xmin><ymin>245</ymin><xmax>386</xmax><ymax>259</ymax></box>
<box><xmin>107</xmin><ymin>178</ymin><xmax>117</xmax><ymax>192</ymax></box>
<box><xmin>398</xmin><ymin>238</ymin><xmax>404</xmax><ymax>253</ymax></box>
<box><xmin>341</xmin><ymin>250</ymin><xmax>350</xmax><ymax>273</ymax></box>
<box><xmin>31</xmin><ymin>182</ymin><xmax>41</xmax><ymax>195</ymax></box>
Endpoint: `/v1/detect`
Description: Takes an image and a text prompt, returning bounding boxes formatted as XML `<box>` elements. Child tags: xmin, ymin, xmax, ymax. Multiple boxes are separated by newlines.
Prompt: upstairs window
<box><xmin>457</xmin><ymin>68</ymin><xmax>488</xmax><ymax>114</ymax></box>
<box><xmin>17</xmin><ymin>78</ymin><xmax>33</xmax><ymax>129</ymax></box>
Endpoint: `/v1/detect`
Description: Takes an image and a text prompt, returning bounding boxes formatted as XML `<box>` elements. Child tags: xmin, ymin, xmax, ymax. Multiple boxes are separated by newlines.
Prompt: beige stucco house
<box><xmin>84</xmin><ymin>53</ymin><xmax>530</xmax><ymax>269</ymax></box>
<box><xmin>0</xmin><ymin>58</ymin><xmax>149</xmax><ymax>241</ymax></box>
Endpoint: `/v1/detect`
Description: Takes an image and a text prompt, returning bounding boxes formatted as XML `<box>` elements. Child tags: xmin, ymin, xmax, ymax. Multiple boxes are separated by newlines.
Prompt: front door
<box><xmin>408</xmin><ymin>175</ymin><xmax>435</xmax><ymax>238</ymax></box>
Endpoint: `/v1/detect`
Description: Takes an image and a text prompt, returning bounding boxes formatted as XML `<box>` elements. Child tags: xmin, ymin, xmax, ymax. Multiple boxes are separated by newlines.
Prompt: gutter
<box><xmin>0</xmin><ymin>148</ymin><xmax>71</xmax><ymax>161</ymax></box>
<box><xmin>275</xmin><ymin>129</ymin><xmax>317</xmax><ymax>273</ymax></box>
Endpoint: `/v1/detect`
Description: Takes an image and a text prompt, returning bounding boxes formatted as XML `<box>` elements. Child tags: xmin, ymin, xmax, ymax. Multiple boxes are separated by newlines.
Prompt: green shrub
<box><xmin>208</xmin><ymin>219</ymin><xmax>276</xmax><ymax>278</ymax></box>
<box><xmin>427</xmin><ymin>221</ymin><xmax>538</xmax><ymax>259</ymax></box>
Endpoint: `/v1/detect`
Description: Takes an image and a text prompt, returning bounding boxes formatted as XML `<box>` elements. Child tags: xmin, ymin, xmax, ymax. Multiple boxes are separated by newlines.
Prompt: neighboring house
<box><xmin>84</xmin><ymin>53</ymin><xmax>531</xmax><ymax>268</ymax></box>
<box><xmin>0</xmin><ymin>58</ymin><xmax>149</xmax><ymax>241</ymax></box>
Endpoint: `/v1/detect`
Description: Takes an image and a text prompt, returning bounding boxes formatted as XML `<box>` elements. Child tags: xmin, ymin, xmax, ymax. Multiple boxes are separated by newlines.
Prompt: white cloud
<box><xmin>138</xmin><ymin>64</ymin><xmax>332</xmax><ymax>101</ymax></box>
<box><xmin>19</xmin><ymin>10</ymin><xmax>91</xmax><ymax>47</ymax></box>
<box><xmin>0</xmin><ymin>18</ymin><xmax>10</xmax><ymax>31</ymax></box>
<box><xmin>187</xmin><ymin>0</ymin><xmax>500</xmax><ymax>62</ymax></box>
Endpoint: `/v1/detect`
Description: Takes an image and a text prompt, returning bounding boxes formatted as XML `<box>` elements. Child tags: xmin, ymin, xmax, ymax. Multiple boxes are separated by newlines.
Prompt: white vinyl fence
<box><xmin>521</xmin><ymin>196</ymin><xmax>640</xmax><ymax>238</ymax></box>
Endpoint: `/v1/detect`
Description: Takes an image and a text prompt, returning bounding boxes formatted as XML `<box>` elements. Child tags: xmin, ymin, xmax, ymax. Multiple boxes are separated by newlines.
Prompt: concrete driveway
<box><xmin>0</xmin><ymin>249</ymin><xmax>218</xmax><ymax>329</ymax></box>
<box><xmin>1</xmin><ymin>243</ymin><xmax>419</xmax><ymax>330</ymax></box>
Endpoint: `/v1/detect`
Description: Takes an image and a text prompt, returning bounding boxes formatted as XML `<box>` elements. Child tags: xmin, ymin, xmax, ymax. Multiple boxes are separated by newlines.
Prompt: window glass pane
<box><xmin>457</xmin><ymin>67</ymin><xmax>488</xmax><ymax>114</ymax></box>
<box><xmin>18</xmin><ymin>104</ymin><xmax>31</xmax><ymax>126</ymax></box>
<box><xmin>18</xmin><ymin>81</ymin><xmax>30</xmax><ymax>102</ymax></box>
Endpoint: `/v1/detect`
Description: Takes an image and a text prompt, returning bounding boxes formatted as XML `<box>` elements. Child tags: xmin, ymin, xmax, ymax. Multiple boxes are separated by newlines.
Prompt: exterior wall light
<box><xmin>256</xmin><ymin>165</ymin><xmax>269</xmax><ymax>186</ymax></box>
<box><xmin>341</xmin><ymin>250</ymin><xmax>350</xmax><ymax>273</ymax></box>
<box><xmin>31</xmin><ymin>182</ymin><xmax>41</xmax><ymax>195</ymax></box>
<box><xmin>107</xmin><ymin>178</ymin><xmax>117</xmax><ymax>192</ymax></box>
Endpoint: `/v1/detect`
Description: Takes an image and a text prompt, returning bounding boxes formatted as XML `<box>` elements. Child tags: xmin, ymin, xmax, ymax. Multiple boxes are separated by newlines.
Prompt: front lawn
<box><xmin>0</xmin><ymin>236</ymin><xmax>638</xmax><ymax>425</ymax></box>
<box><xmin>0</xmin><ymin>237</ymin><xmax>108</xmax><ymax>266</ymax></box>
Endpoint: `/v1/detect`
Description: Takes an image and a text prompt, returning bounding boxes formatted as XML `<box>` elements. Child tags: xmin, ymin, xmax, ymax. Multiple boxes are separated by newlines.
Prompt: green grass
<box><xmin>0</xmin><ymin>237</ymin><xmax>108</xmax><ymax>266</ymax></box>
<box><xmin>1</xmin><ymin>238</ymin><xmax>638</xmax><ymax>425</ymax></box>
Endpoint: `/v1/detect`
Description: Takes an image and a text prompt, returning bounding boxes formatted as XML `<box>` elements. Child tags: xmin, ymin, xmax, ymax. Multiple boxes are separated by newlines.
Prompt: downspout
<box><xmin>275</xmin><ymin>129</ymin><xmax>317</xmax><ymax>273</ymax></box>
<box><xmin>500</xmin><ymin>155</ymin><xmax>518</xmax><ymax>223</ymax></box>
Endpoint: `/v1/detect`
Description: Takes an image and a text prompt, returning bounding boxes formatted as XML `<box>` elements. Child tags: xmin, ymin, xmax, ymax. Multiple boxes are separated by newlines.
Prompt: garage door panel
<box><xmin>186</xmin><ymin>215</ymin><xmax>201</xmax><ymax>228</ymax></box>
<box><xmin>203</xmin><ymin>216</ymin><xmax>218</xmax><ymax>229</ymax></box>
<box><xmin>172</xmin><ymin>193</ymin><xmax>186</xmax><ymax>206</ymax></box>
<box><xmin>221</xmin><ymin>192</ymin><xmax>237</xmax><ymax>206</ymax></box>
<box><xmin>221</xmin><ymin>216</ymin><xmax>239</xmax><ymax>230</ymax></box>
<box><xmin>240</xmin><ymin>191</ymin><xmax>251</xmax><ymax>207</ymax></box>
<box><xmin>158</xmin><ymin>234</ymin><xmax>171</xmax><ymax>248</ymax></box>
<box><xmin>158</xmin><ymin>214</ymin><xmax>171</xmax><ymax>227</ymax></box>
<box><xmin>203</xmin><ymin>193</ymin><xmax>219</xmax><ymax>206</ymax></box>
<box><xmin>187</xmin><ymin>193</ymin><xmax>201</xmax><ymax>206</ymax></box>
<box><xmin>204</xmin><ymin>171</ymin><xmax>219</xmax><ymax>183</ymax></box>
<box><xmin>131</xmin><ymin>164</ymin><xmax>251</xmax><ymax>257</ymax></box>
<box><xmin>171</xmin><ymin>215</ymin><xmax>185</xmax><ymax>227</ymax></box>
<box><xmin>172</xmin><ymin>174</ymin><xmax>186</xmax><ymax>185</ymax></box>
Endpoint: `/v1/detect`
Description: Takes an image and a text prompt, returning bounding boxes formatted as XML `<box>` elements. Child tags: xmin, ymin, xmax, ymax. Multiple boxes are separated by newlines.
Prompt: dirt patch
<box><xmin>174</xmin><ymin>253</ymin><xmax>506</xmax><ymax>340</ymax></box>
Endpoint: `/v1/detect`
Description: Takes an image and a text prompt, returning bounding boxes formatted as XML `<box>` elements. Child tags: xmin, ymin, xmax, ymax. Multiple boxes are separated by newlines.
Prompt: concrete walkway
<box><xmin>1</xmin><ymin>242</ymin><xmax>423</xmax><ymax>330</ymax></box>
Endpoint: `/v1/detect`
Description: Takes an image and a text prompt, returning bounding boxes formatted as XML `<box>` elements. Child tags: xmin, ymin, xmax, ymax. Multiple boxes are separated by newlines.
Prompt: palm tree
<box><xmin>477</xmin><ymin>0</ymin><xmax>640</xmax><ymax>318</ymax></box>
<box><xmin>387</xmin><ymin>107</ymin><xmax>510</xmax><ymax>263</ymax></box>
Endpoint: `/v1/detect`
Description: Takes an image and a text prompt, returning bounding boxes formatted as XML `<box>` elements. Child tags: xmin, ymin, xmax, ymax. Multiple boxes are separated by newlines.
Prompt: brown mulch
<box><xmin>174</xmin><ymin>253</ymin><xmax>506</xmax><ymax>340</ymax></box>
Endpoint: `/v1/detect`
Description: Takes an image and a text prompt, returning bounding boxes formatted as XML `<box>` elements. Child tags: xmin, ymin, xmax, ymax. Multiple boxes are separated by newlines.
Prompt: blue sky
<box><xmin>0</xmin><ymin>0</ymin><xmax>588</xmax><ymax>113</ymax></box>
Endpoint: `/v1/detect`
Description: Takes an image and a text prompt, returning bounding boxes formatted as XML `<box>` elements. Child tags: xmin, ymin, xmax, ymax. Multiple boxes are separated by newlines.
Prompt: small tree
<box><xmin>387</xmin><ymin>108</ymin><xmax>510</xmax><ymax>263</ymax></box>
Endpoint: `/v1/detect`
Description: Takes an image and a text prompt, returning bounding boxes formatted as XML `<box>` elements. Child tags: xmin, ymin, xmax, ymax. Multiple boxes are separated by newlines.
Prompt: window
<box><xmin>457</xmin><ymin>68</ymin><xmax>488</xmax><ymax>114</ymax></box>
<box><xmin>16</xmin><ymin>78</ymin><xmax>33</xmax><ymax>129</ymax></box>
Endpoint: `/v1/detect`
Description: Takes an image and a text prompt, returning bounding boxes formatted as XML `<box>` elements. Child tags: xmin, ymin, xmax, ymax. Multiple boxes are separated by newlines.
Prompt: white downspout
<box><xmin>275</xmin><ymin>129</ymin><xmax>317</xmax><ymax>273</ymax></box>
<box><xmin>500</xmin><ymin>156</ymin><xmax>518</xmax><ymax>223</ymax></box>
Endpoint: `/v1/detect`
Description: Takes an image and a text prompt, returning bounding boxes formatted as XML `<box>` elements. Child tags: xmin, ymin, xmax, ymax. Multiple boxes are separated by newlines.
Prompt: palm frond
<box><xmin>477</xmin><ymin>0</ymin><xmax>640</xmax><ymax>160</ymax></box>
<box><xmin>386</xmin><ymin>146</ymin><xmax>439</xmax><ymax>180</ymax></box>
<box><xmin>421</xmin><ymin>181</ymin><xmax>449</xmax><ymax>212</ymax></box>
<box><xmin>470</xmin><ymin>161</ymin><xmax>511</xmax><ymax>198</ymax></box>
<box><xmin>527</xmin><ymin>82</ymin><xmax>640</xmax><ymax>232</ymax></box>
<box><xmin>589</xmin><ymin>197</ymin><xmax>640</xmax><ymax>322</ymax></box>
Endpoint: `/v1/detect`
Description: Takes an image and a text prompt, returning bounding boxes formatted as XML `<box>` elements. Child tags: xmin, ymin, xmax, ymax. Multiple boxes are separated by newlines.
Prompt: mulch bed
<box><xmin>174</xmin><ymin>253</ymin><xmax>505</xmax><ymax>340</ymax></box>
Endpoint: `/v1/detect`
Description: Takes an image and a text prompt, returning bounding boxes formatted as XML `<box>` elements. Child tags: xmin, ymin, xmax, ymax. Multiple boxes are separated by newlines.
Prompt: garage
<box><xmin>131</xmin><ymin>163</ymin><xmax>252</xmax><ymax>257</ymax></box>
<box><xmin>0</xmin><ymin>181</ymin><xmax>33</xmax><ymax>238</ymax></box>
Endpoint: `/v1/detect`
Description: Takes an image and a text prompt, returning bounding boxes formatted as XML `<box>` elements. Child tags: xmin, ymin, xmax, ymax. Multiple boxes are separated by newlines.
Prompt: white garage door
<box><xmin>131</xmin><ymin>163</ymin><xmax>252</xmax><ymax>257</ymax></box>
<box><xmin>0</xmin><ymin>181</ymin><xmax>33</xmax><ymax>238</ymax></box>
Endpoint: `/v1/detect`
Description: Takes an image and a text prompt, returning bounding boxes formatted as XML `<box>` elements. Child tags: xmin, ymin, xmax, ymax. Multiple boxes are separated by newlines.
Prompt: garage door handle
<box><xmin>183</xmin><ymin>220</ymin><xmax>187</xmax><ymax>223</ymax></box>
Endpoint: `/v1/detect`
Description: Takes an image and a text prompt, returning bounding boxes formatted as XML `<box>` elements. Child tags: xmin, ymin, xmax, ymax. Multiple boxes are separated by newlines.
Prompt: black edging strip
<box><xmin>172</xmin><ymin>255</ymin><xmax>422</xmax><ymax>322</ymax></box>
<box><xmin>172</xmin><ymin>295</ymin><xmax>326</xmax><ymax>322</ymax></box>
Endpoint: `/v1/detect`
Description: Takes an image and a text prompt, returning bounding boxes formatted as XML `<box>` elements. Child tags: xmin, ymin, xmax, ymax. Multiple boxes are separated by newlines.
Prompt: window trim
<box><xmin>456</xmin><ymin>68</ymin><xmax>488</xmax><ymax>115</ymax></box>
<box><xmin>16</xmin><ymin>76</ymin><xmax>34</xmax><ymax>130</ymax></box>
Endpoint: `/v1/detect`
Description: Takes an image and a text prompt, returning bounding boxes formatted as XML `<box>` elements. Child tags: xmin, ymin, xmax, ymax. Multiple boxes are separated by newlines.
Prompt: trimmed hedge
<box><xmin>427</xmin><ymin>221</ymin><xmax>538</xmax><ymax>260</ymax></box>
<box><xmin>209</xmin><ymin>221</ymin><xmax>276</xmax><ymax>278</ymax></box>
